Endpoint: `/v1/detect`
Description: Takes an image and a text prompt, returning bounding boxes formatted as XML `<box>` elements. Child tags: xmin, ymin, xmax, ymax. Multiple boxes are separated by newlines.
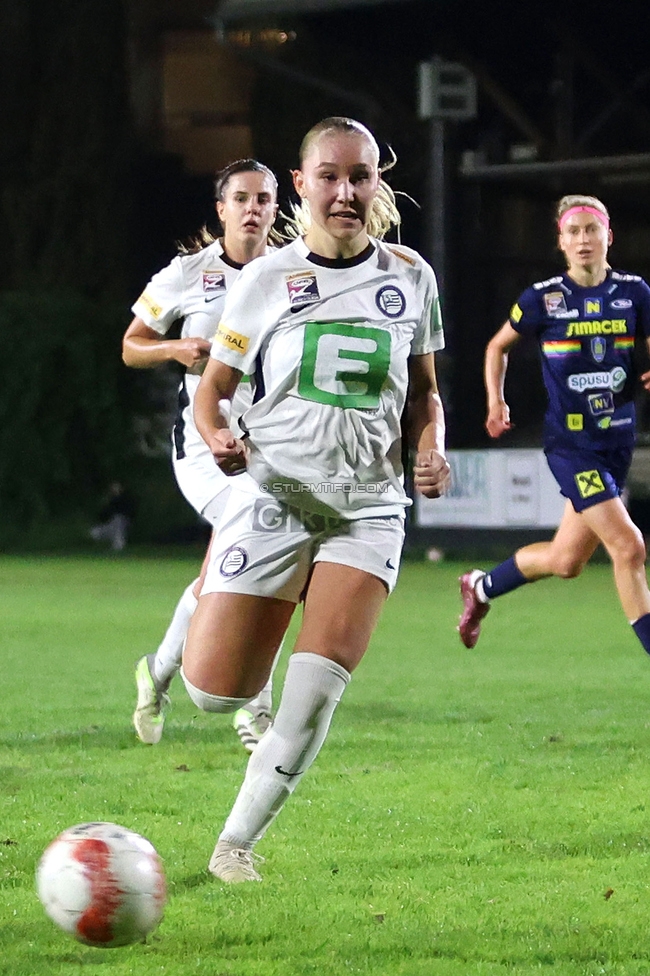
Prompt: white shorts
<box><xmin>202</xmin><ymin>491</ymin><xmax>405</xmax><ymax>602</ymax></box>
<box><xmin>171</xmin><ymin>377</ymin><xmax>253</xmax><ymax>520</ymax></box>
<box><xmin>172</xmin><ymin>450</ymin><xmax>229</xmax><ymax>522</ymax></box>
<box><xmin>172</xmin><ymin>449</ymin><xmax>261</xmax><ymax>527</ymax></box>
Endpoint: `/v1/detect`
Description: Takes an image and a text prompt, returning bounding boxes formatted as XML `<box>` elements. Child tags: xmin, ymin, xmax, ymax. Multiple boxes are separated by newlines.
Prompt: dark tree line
<box><xmin>0</xmin><ymin>0</ymin><xmax>143</xmax><ymax>536</ymax></box>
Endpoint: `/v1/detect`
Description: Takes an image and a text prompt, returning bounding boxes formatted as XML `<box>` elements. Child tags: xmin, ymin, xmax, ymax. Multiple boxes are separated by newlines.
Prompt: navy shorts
<box><xmin>545</xmin><ymin>445</ymin><xmax>633</xmax><ymax>513</ymax></box>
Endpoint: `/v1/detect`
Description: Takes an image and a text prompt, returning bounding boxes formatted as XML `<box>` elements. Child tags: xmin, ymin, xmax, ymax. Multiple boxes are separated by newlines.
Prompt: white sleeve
<box><xmin>131</xmin><ymin>257</ymin><xmax>185</xmax><ymax>336</ymax></box>
<box><xmin>411</xmin><ymin>261</ymin><xmax>445</xmax><ymax>355</ymax></box>
<box><xmin>209</xmin><ymin>264</ymin><xmax>272</xmax><ymax>373</ymax></box>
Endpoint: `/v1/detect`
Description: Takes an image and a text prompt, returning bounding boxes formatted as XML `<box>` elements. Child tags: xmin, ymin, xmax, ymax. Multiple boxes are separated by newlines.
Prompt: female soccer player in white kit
<box><xmin>185</xmin><ymin>117</ymin><xmax>450</xmax><ymax>881</ymax></box>
<box><xmin>122</xmin><ymin>159</ymin><xmax>278</xmax><ymax>749</ymax></box>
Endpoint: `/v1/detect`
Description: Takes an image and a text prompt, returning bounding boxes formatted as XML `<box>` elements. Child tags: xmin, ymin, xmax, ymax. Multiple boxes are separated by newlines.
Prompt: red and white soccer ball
<box><xmin>36</xmin><ymin>822</ymin><xmax>166</xmax><ymax>948</ymax></box>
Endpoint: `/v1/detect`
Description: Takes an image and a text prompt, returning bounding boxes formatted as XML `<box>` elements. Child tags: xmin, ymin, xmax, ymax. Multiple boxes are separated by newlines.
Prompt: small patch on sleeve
<box><xmin>214</xmin><ymin>322</ymin><xmax>250</xmax><ymax>355</ymax></box>
<box><xmin>138</xmin><ymin>292</ymin><xmax>162</xmax><ymax>319</ymax></box>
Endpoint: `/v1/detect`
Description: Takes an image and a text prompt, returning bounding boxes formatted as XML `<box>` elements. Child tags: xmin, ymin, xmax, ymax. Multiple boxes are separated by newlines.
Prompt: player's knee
<box><xmin>552</xmin><ymin>554</ymin><xmax>586</xmax><ymax>579</ymax></box>
<box><xmin>631</xmin><ymin>526</ymin><xmax>646</xmax><ymax>562</ymax></box>
<box><xmin>180</xmin><ymin>669</ymin><xmax>252</xmax><ymax>713</ymax></box>
<box><xmin>610</xmin><ymin>525</ymin><xmax>647</xmax><ymax>568</ymax></box>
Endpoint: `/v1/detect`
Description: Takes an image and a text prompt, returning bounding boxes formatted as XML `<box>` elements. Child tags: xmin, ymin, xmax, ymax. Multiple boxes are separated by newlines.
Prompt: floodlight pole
<box><xmin>427</xmin><ymin>116</ymin><xmax>446</xmax><ymax>298</ymax></box>
<box><xmin>418</xmin><ymin>58</ymin><xmax>477</xmax><ymax>306</ymax></box>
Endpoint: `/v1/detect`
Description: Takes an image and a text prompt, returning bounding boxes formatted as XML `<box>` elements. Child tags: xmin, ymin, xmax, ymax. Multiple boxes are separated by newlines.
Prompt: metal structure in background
<box><xmin>217</xmin><ymin>0</ymin><xmax>398</xmax><ymax>13</ymax></box>
<box><xmin>455</xmin><ymin>39</ymin><xmax>650</xmax><ymax>202</ymax></box>
<box><xmin>417</xmin><ymin>57</ymin><xmax>476</xmax><ymax>301</ymax></box>
<box><xmin>211</xmin><ymin>0</ymin><xmax>390</xmax><ymax>128</ymax></box>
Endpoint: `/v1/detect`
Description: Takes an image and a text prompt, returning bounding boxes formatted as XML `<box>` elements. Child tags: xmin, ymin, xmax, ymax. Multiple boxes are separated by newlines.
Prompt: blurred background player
<box><xmin>122</xmin><ymin>159</ymin><xmax>279</xmax><ymax>748</ymax></box>
<box><xmin>89</xmin><ymin>481</ymin><xmax>136</xmax><ymax>552</ymax></box>
<box><xmin>459</xmin><ymin>194</ymin><xmax>650</xmax><ymax>656</ymax></box>
<box><xmin>185</xmin><ymin>116</ymin><xmax>450</xmax><ymax>882</ymax></box>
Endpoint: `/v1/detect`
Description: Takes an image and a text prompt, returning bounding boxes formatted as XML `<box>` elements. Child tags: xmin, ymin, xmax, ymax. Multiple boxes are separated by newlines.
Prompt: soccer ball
<box><xmin>36</xmin><ymin>822</ymin><xmax>166</xmax><ymax>948</ymax></box>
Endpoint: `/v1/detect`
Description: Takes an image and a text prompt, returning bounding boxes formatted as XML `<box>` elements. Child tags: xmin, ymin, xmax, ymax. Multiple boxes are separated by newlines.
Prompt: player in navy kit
<box><xmin>458</xmin><ymin>194</ymin><xmax>650</xmax><ymax>654</ymax></box>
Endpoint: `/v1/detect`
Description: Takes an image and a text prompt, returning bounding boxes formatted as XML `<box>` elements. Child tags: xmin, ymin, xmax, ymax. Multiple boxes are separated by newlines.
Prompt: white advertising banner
<box><xmin>415</xmin><ymin>449</ymin><xmax>565</xmax><ymax>529</ymax></box>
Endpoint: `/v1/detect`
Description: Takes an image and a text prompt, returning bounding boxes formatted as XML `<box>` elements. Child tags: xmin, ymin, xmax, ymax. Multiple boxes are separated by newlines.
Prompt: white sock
<box><xmin>475</xmin><ymin>574</ymin><xmax>489</xmax><ymax>604</ymax></box>
<box><xmin>219</xmin><ymin>652</ymin><xmax>350</xmax><ymax>848</ymax></box>
<box><xmin>152</xmin><ymin>580</ymin><xmax>199</xmax><ymax>687</ymax></box>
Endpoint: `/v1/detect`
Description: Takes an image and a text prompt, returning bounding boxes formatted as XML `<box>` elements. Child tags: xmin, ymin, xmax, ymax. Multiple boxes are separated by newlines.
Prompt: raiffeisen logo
<box><xmin>567</xmin><ymin>367</ymin><xmax>627</xmax><ymax>394</ymax></box>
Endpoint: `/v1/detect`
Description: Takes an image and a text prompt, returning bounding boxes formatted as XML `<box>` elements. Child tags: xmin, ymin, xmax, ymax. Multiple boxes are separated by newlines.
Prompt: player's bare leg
<box><xmin>579</xmin><ymin>497</ymin><xmax>650</xmax><ymax>622</ymax></box>
<box><xmin>183</xmin><ymin>592</ymin><xmax>292</xmax><ymax>699</ymax></box>
<box><xmin>513</xmin><ymin>501</ymin><xmax>600</xmax><ymax>580</ymax></box>
<box><xmin>207</xmin><ymin>565</ymin><xmax>387</xmax><ymax>881</ymax></box>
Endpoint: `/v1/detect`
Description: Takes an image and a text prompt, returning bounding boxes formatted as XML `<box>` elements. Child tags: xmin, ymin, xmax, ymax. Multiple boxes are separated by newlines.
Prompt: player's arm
<box><xmin>122</xmin><ymin>316</ymin><xmax>211</xmax><ymax>370</ymax></box>
<box><xmin>407</xmin><ymin>352</ymin><xmax>451</xmax><ymax>499</ymax></box>
<box><xmin>640</xmin><ymin>336</ymin><xmax>650</xmax><ymax>392</ymax></box>
<box><xmin>193</xmin><ymin>358</ymin><xmax>246</xmax><ymax>474</ymax></box>
<box><xmin>484</xmin><ymin>321</ymin><xmax>521</xmax><ymax>438</ymax></box>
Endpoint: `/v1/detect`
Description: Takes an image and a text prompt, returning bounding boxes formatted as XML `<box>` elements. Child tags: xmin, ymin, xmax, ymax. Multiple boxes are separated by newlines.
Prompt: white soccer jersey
<box><xmin>132</xmin><ymin>240</ymin><xmax>263</xmax><ymax>514</ymax></box>
<box><xmin>210</xmin><ymin>236</ymin><xmax>444</xmax><ymax>518</ymax></box>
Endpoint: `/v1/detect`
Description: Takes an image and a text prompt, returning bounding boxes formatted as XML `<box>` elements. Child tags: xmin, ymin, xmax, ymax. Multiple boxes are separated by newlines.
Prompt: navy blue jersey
<box><xmin>509</xmin><ymin>270</ymin><xmax>650</xmax><ymax>450</ymax></box>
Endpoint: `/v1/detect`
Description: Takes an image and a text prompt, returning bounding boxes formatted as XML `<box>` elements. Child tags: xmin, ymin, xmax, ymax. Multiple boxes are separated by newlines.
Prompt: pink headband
<box><xmin>558</xmin><ymin>206</ymin><xmax>609</xmax><ymax>231</ymax></box>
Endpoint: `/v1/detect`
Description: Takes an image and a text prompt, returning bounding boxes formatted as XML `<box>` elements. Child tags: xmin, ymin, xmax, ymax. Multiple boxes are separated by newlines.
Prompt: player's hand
<box><xmin>640</xmin><ymin>369</ymin><xmax>650</xmax><ymax>392</ymax></box>
<box><xmin>413</xmin><ymin>449</ymin><xmax>451</xmax><ymax>498</ymax></box>
<box><xmin>174</xmin><ymin>338</ymin><xmax>211</xmax><ymax>369</ymax></box>
<box><xmin>209</xmin><ymin>429</ymin><xmax>247</xmax><ymax>475</ymax></box>
<box><xmin>485</xmin><ymin>402</ymin><xmax>513</xmax><ymax>439</ymax></box>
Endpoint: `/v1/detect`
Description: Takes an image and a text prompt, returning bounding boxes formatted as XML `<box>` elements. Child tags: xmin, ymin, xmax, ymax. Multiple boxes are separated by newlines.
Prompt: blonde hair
<box><xmin>285</xmin><ymin>117</ymin><xmax>402</xmax><ymax>241</ymax></box>
<box><xmin>556</xmin><ymin>194</ymin><xmax>609</xmax><ymax>225</ymax></box>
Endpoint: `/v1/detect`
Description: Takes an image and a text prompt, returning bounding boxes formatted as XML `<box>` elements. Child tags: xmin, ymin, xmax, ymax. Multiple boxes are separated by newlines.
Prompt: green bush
<box><xmin>0</xmin><ymin>291</ymin><xmax>134</xmax><ymax>526</ymax></box>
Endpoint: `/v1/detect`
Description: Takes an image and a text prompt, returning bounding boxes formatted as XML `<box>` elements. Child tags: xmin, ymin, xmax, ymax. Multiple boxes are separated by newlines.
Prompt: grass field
<box><xmin>3</xmin><ymin>553</ymin><xmax>650</xmax><ymax>975</ymax></box>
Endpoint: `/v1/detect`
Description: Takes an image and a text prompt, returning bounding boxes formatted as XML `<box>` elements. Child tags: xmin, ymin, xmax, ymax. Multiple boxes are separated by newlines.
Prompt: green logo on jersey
<box><xmin>298</xmin><ymin>321</ymin><xmax>391</xmax><ymax>408</ymax></box>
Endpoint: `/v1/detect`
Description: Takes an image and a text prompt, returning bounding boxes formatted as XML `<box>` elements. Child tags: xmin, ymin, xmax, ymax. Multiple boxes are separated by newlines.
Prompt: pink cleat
<box><xmin>458</xmin><ymin>571</ymin><xmax>490</xmax><ymax>648</ymax></box>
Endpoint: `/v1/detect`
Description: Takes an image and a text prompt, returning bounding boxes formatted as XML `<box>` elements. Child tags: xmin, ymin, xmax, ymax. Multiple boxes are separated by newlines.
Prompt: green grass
<box><xmin>2</xmin><ymin>553</ymin><xmax>650</xmax><ymax>975</ymax></box>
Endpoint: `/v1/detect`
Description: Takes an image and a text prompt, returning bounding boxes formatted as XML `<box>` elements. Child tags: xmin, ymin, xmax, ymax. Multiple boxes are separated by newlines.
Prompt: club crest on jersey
<box><xmin>202</xmin><ymin>271</ymin><xmax>226</xmax><ymax>292</ymax></box>
<box><xmin>590</xmin><ymin>336</ymin><xmax>606</xmax><ymax>363</ymax></box>
<box><xmin>375</xmin><ymin>285</ymin><xmax>406</xmax><ymax>318</ymax></box>
<box><xmin>286</xmin><ymin>271</ymin><xmax>320</xmax><ymax>310</ymax></box>
<box><xmin>219</xmin><ymin>546</ymin><xmax>248</xmax><ymax>577</ymax></box>
<box><xmin>584</xmin><ymin>298</ymin><xmax>602</xmax><ymax>317</ymax></box>
<box><xmin>544</xmin><ymin>291</ymin><xmax>568</xmax><ymax>316</ymax></box>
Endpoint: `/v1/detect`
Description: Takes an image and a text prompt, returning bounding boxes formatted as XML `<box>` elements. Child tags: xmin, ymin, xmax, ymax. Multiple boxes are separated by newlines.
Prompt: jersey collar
<box><xmin>219</xmin><ymin>249</ymin><xmax>245</xmax><ymax>271</ymax></box>
<box><xmin>296</xmin><ymin>236</ymin><xmax>375</xmax><ymax>269</ymax></box>
<box><xmin>563</xmin><ymin>268</ymin><xmax>612</xmax><ymax>290</ymax></box>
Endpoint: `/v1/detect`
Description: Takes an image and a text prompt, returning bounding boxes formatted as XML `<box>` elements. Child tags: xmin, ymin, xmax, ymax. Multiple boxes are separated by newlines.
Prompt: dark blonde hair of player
<box><xmin>123</xmin><ymin>159</ymin><xmax>278</xmax><ymax>372</ymax></box>
<box><xmin>185</xmin><ymin>117</ymin><xmax>449</xmax><ymax>702</ymax></box>
<box><xmin>484</xmin><ymin>195</ymin><xmax>650</xmax><ymax>622</ymax></box>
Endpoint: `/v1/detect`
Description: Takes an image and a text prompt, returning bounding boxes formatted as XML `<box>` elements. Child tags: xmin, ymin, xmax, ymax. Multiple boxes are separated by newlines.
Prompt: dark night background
<box><xmin>2</xmin><ymin>0</ymin><xmax>650</xmax><ymax>545</ymax></box>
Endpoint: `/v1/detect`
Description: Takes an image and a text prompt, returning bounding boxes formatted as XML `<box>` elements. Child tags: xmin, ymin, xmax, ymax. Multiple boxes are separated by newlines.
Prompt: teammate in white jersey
<box><xmin>185</xmin><ymin>117</ymin><xmax>450</xmax><ymax>882</ymax></box>
<box><xmin>122</xmin><ymin>159</ymin><xmax>278</xmax><ymax>749</ymax></box>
